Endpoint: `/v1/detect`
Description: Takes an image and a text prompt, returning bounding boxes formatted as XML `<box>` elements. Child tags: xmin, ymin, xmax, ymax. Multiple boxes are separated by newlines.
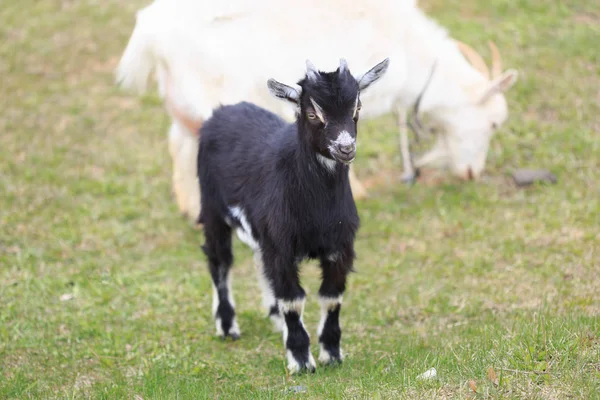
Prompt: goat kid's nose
<box><xmin>338</xmin><ymin>143</ymin><xmax>355</xmax><ymax>155</ymax></box>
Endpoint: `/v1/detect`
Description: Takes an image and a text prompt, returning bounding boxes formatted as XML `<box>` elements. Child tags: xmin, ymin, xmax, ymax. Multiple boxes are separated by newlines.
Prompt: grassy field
<box><xmin>1</xmin><ymin>0</ymin><xmax>599</xmax><ymax>398</ymax></box>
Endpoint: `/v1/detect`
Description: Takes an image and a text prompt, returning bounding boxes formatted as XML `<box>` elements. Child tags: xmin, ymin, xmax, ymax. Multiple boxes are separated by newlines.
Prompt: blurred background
<box><xmin>1</xmin><ymin>0</ymin><xmax>598</xmax><ymax>398</ymax></box>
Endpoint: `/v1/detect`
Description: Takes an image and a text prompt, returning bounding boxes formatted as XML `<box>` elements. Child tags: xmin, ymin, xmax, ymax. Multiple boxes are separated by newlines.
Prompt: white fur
<box><xmin>116</xmin><ymin>0</ymin><xmax>518</xmax><ymax>219</ymax></box>
<box><xmin>168</xmin><ymin>123</ymin><xmax>200</xmax><ymax>220</ymax></box>
<box><xmin>212</xmin><ymin>279</ymin><xmax>239</xmax><ymax>336</ymax></box>
<box><xmin>316</xmin><ymin>296</ymin><xmax>344</xmax><ymax>363</ymax></box>
<box><xmin>317</xmin><ymin>295</ymin><xmax>343</xmax><ymax>337</ymax></box>
<box><xmin>309</xmin><ymin>97</ymin><xmax>326</xmax><ymax>124</ymax></box>
<box><xmin>253</xmin><ymin>251</ymin><xmax>284</xmax><ymax>332</ymax></box>
<box><xmin>317</xmin><ymin>154</ymin><xmax>337</xmax><ymax>172</ymax></box>
<box><xmin>332</xmin><ymin>131</ymin><xmax>355</xmax><ymax>148</ymax></box>
<box><xmin>318</xmin><ymin>343</ymin><xmax>332</xmax><ymax>363</ymax></box>
<box><xmin>286</xmin><ymin>350</ymin><xmax>316</xmax><ymax>374</ymax></box>
<box><xmin>229</xmin><ymin>206</ymin><xmax>259</xmax><ymax>250</ymax></box>
<box><xmin>279</xmin><ymin>298</ymin><xmax>306</xmax><ymax>315</ymax></box>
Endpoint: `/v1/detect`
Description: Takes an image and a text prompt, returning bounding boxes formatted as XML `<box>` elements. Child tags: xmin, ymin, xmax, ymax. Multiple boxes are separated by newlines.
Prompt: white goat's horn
<box><xmin>306</xmin><ymin>59</ymin><xmax>319</xmax><ymax>81</ymax></box>
<box><xmin>454</xmin><ymin>39</ymin><xmax>490</xmax><ymax>80</ymax></box>
<box><xmin>339</xmin><ymin>58</ymin><xmax>348</xmax><ymax>73</ymax></box>
<box><xmin>488</xmin><ymin>41</ymin><xmax>503</xmax><ymax>79</ymax></box>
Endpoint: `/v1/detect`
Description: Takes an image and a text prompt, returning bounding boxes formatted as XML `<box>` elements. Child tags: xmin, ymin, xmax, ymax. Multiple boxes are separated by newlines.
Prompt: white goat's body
<box><xmin>117</xmin><ymin>0</ymin><xmax>517</xmax><ymax>221</ymax></box>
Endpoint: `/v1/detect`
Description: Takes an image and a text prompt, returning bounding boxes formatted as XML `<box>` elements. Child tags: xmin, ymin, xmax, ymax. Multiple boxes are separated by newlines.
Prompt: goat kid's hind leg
<box><xmin>267</xmin><ymin>256</ymin><xmax>315</xmax><ymax>373</ymax></box>
<box><xmin>202</xmin><ymin>217</ymin><xmax>240</xmax><ymax>340</ymax></box>
<box><xmin>318</xmin><ymin>248</ymin><xmax>354</xmax><ymax>365</ymax></box>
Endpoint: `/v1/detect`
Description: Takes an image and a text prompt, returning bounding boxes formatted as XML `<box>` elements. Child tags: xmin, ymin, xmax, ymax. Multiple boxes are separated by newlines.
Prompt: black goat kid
<box><xmin>197</xmin><ymin>58</ymin><xmax>389</xmax><ymax>373</ymax></box>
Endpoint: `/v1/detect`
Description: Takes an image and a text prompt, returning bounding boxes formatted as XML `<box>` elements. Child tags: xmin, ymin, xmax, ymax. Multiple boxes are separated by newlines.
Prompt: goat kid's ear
<box><xmin>267</xmin><ymin>79</ymin><xmax>301</xmax><ymax>104</ymax></box>
<box><xmin>477</xmin><ymin>68</ymin><xmax>518</xmax><ymax>104</ymax></box>
<box><xmin>355</xmin><ymin>58</ymin><xmax>390</xmax><ymax>91</ymax></box>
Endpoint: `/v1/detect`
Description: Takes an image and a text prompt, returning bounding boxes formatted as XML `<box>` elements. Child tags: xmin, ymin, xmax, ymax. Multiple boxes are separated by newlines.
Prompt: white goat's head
<box><xmin>417</xmin><ymin>41</ymin><xmax>518</xmax><ymax>180</ymax></box>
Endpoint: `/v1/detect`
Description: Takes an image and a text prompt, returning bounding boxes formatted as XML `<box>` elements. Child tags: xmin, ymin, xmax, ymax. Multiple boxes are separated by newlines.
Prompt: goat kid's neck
<box><xmin>294</xmin><ymin>136</ymin><xmax>349</xmax><ymax>190</ymax></box>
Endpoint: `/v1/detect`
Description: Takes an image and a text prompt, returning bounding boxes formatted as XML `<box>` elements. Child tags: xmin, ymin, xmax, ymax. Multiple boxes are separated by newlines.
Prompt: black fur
<box><xmin>197</xmin><ymin>61</ymin><xmax>388</xmax><ymax>372</ymax></box>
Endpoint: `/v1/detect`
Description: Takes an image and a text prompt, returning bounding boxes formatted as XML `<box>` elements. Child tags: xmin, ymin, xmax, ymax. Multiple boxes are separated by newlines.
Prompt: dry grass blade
<box><xmin>487</xmin><ymin>367</ymin><xmax>499</xmax><ymax>386</ymax></box>
<box><xmin>468</xmin><ymin>379</ymin><xmax>477</xmax><ymax>393</ymax></box>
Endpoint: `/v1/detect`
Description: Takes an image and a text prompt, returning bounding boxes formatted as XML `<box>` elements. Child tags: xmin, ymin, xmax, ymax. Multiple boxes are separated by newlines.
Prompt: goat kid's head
<box><xmin>423</xmin><ymin>41</ymin><xmax>518</xmax><ymax>181</ymax></box>
<box><xmin>268</xmin><ymin>58</ymin><xmax>389</xmax><ymax>166</ymax></box>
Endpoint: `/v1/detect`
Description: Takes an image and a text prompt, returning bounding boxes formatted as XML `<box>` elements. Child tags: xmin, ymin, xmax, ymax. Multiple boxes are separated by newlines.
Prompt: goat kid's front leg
<box><xmin>266</xmin><ymin>256</ymin><xmax>315</xmax><ymax>374</ymax></box>
<box><xmin>318</xmin><ymin>249</ymin><xmax>353</xmax><ymax>365</ymax></box>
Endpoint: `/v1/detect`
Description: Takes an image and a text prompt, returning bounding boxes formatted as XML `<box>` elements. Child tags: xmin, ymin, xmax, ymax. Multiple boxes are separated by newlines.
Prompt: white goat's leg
<box><xmin>349</xmin><ymin>166</ymin><xmax>367</xmax><ymax>200</ymax></box>
<box><xmin>413</xmin><ymin>142</ymin><xmax>448</xmax><ymax>171</ymax></box>
<box><xmin>253</xmin><ymin>250</ymin><xmax>283</xmax><ymax>332</ymax></box>
<box><xmin>168</xmin><ymin>123</ymin><xmax>188</xmax><ymax>215</ymax></box>
<box><xmin>397</xmin><ymin>107</ymin><xmax>416</xmax><ymax>183</ymax></box>
<box><xmin>169</xmin><ymin>122</ymin><xmax>201</xmax><ymax>224</ymax></box>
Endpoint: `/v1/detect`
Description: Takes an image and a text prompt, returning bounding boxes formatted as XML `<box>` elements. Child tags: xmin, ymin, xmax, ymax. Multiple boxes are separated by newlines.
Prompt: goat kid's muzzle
<box><xmin>331</xmin><ymin>142</ymin><xmax>356</xmax><ymax>164</ymax></box>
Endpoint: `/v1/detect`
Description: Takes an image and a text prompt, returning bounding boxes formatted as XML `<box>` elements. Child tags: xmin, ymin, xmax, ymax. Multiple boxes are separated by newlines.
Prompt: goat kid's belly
<box><xmin>228</xmin><ymin>206</ymin><xmax>358</xmax><ymax>259</ymax></box>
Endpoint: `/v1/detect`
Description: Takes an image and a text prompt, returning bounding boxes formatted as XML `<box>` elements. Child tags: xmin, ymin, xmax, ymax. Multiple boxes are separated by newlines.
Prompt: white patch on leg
<box><xmin>280</xmin><ymin>298</ymin><xmax>316</xmax><ymax>372</ymax></box>
<box><xmin>286</xmin><ymin>350</ymin><xmax>301</xmax><ymax>373</ymax></box>
<box><xmin>279</xmin><ymin>298</ymin><xmax>309</xmax><ymax>343</ymax></box>
<box><xmin>212</xmin><ymin>274</ymin><xmax>238</xmax><ymax>336</ymax></box>
<box><xmin>317</xmin><ymin>154</ymin><xmax>337</xmax><ymax>172</ymax></box>
<box><xmin>317</xmin><ymin>295</ymin><xmax>342</xmax><ymax>336</ymax></box>
<box><xmin>212</xmin><ymin>283</ymin><xmax>219</xmax><ymax>318</ymax></box>
<box><xmin>317</xmin><ymin>295</ymin><xmax>343</xmax><ymax>363</ymax></box>
<box><xmin>286</xmin><ymin>350</ymin><xmax>316</xmax><ymax>374</ymax></box>
<box><xmin>319</xmin><ymin>343</ymin><xmax>344</xmax><ymax>363</ymax></box>
<box><xmin>279</xmin><ymin>298</ymin><xmax>306</xmax><ymax>315</ymax></box>
<box><xmin>215</xmin><ymin>317</ymin><xmax>224</xmax><ymax>336</ymax></box>
<box><xmin>318</xmin><ymin>343</ymin><xmax>331</xmax><ymax>363</ymax></box>
<box><xmin>229</xmin><ymin>318</ymin><xmax>240</xmax><ymax>336</ymax></box>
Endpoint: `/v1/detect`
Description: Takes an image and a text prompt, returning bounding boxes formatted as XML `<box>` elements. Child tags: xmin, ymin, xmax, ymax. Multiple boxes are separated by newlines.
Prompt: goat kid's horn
<box><xmin>488</xmin><ymin>41</ymin><xmax>503</xmax><ymax>79</ymax></box>
<box><xmin>454</xmin><ymin>39</ymin><xmax>490</xmax><ymax>80</ymax></box>
<box><xmin>339</xmin><ymin>58</ymin><xmax>349</xmax><ymax>73</ymax></box>
<box><xmin>306</xmin><ymin>59</ymin><xmax>319</xmax><ymax>81</ymax></box>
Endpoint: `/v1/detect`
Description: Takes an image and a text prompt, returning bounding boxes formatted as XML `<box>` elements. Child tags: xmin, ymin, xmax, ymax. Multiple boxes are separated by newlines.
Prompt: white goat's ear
<box><xmin>267</xmin><ymin>79</ymin><xmax>301</xmax><ymax>104</ymax></box>
<box><xmin>355</xmin><ymin>58</ymin><xmax>390</xmax><ymax>91</ymax></box>
<box><xmin>478</xmin><ymin>69</ymin><xmax>518</xmax><ymax>104</ymax></box>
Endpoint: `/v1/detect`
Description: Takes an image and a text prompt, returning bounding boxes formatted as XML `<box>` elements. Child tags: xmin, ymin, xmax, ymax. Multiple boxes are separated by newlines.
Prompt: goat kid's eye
<box><xmin>307</xmin><ymin>112</ymin><xmax>317</xmax><ymax>120</ymax></box>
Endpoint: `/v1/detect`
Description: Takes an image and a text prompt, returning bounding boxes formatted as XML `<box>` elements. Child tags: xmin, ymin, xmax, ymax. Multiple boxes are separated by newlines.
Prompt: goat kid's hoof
<box><xmin>318</xmin><ymin>347</ymin><xmax>343</xmax><ymax>366</ymax></box>
<box><xmin>219</xmin><ymin>332</ymin><xmax>240</xmax><ymax>341</ymax></box>
<box><xmin>215</xmin><ymin>319</ymin><xmax>240</xmax><ymax>341</ymax></box>
<box><xmin>286</xmin><ymin>352</ymin><xmax>316</xmax><ymax>375</ymax></box>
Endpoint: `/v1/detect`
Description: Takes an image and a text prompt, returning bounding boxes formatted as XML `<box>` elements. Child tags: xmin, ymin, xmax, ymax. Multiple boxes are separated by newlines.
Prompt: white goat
<box><xmin>116</xmin><ymin>0</ymin><xmax>518</xmax><ymax>223</ymax></box>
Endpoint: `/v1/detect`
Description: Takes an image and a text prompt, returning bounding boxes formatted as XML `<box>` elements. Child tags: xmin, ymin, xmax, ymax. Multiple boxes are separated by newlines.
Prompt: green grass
<box><xmin>1</xmin><ymin>0</ymin><xmax>599</xmax><ymax>398</ymax></box>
